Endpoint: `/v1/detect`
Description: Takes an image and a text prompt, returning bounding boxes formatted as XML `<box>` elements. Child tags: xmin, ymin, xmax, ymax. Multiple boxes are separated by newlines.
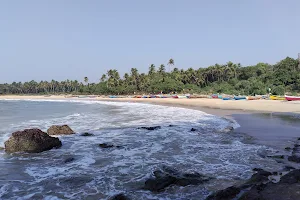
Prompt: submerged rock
<box><xmin>288</xmin><ymin>155</ymin><xmax>300</xmax><ymax>163</ymax></box>
<box><xmin>144</xmin><ymin>166</ymin><xmax>212</xmax><ymax>192</ymax></box>
<box><xmin>4</xmin><ymin>129</ymin><xmax>62</xmax><ymax>153</ymax></box>
<box><xmin>190</xmin><ymin>128</ymin><xmax>197</xmax><ymax>132</ymax></box>
<box><xmin>64</xmin><ymin>157</ymin><xmax>75</xmax><ymax>163</ymax></box>
<box><xmin>109</xmin><ymin>193</ymin><xmax>130</xmax><ymax>200</ymax></box>
<box><xmin>80</xmin><ymin>132</ymin><xmax>94</xmax><ymax>136</ymax></box>
<box><xmin>99</xmin><ymin>143</ymin><xmax>114</xmax><ymax>148</ymax></box>
<box><xmin>138</xmin><ymin>126</ymin><xmax>161</xmax><ymax>131</ymax></box>
<box><xmin>206</xmin><ymin>186</ymin><xmax>241</xmax><ymax>200</ymax></box>
<box><xmin>47</xmin><ymin>125</ymin><xmax>75</xmax><ymax>135</ymax></box>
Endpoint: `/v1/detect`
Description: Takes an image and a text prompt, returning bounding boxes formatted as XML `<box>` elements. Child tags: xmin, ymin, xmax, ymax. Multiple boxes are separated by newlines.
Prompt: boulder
<box><xmin>47</xmin><ymin>125</ymin><xmax>75</xmax><ymax>135</ymax></box>
<box><xmin>288</xmin><ymin>155</ymin><xmax>300</xmax><ymax>163</ymax></box>
<box><xmin>144</xmin><ymin>166</ymin><xmax>212</xmax><ymax>192</ymax></box>
<box><xmin>4</xmin><ymin>129</ymin><xmax>62</xmax><ymax>153</ymax></box>
<box><xmin>190</xmin><ymin>128</ymin><xmax>197</xmax><ymax>132</ymax></box>
<box><xmin>64</xmin><ymin>157</ymin><xmax>75</xmax><ymax>163</ymax></box>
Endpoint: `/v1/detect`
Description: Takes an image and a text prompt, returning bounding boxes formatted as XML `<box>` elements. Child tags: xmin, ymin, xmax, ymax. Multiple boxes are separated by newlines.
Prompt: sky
<box><xmin>0</xmin><ymin>0</ymin><xmax>300</xmax><ymax>83</ymax></box>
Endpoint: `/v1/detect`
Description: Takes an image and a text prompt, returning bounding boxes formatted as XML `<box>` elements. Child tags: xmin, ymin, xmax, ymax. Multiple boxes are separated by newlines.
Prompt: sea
<box><xmin>0</xmin><ymin>99</ymin><xmax>283</xmax><ymax>200</ymax></box>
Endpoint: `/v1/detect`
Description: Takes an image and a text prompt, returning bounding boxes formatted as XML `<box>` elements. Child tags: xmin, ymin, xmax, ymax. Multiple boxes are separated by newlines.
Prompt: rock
<box><xmin>99</xmin><ymin>143</ymin><xmax>114</xmax><ymax>148</ymax></box>
<box><xmin>244</xmin><ymin>170</ymin><xmax>272</xmax><ymax>186</ymax></box>
<box><xmin>144</xmin><ymin>166</ymin><xmax>212</xmax><ymax>192</ymax></box>
<box><xmin>268</xmin><ymin>155</ymin><xmax>285</xmax><ymax>159</ymax></box>
<box><xmin>144</xmin><ymin>175</ymin><xmax>177</xmax><ymax>192</ymax></box>
<box><xmin>223</xmin><ymin>126</ymin><xmax>234</xmax><ymax>132</ymax></box>
<box><xmin>4</xmin><ymin>129</ymin><xmax>62</xmax><ymax>153</ymax></box>
<box><xmin>64</xmin><ymin>157</ymin><xmax>75</xmax><ymax>163</ymax></box>
<box><xmin>190</xmin><ymin>128</ymin><xmax>197</xmax><ymax>132</ymax></box>
<box><xmin>284</xmin><ymin>166</ymin><xmax>296</xmax><ymax>171</ymax></box>
<box><xmin>288</xmin><ymin>155</ymin><xmax>300</xmax><ymax>163</ymax></box>
<box><xmin>47</xmin><ymin>125</ymin><xmax>75</xmax><ymax>135</ymax></box>
<box><xmin>280</xmin><ymin>169</ymin><xmax>300</xmax><ymax>184</ymax></box>
<box><xmin>80</xmin><ymin>132</ymin><xmax>94</xmax><ymax>136</ymax></box>
<box><xmin>109</xmin><ymin>194</ymin><xmax>130</xmax><ymax>200</ymax></box>
<box><xmin>285</xmin><ymin>147</ymin><xmax>292</xmax><ymax>151</ymax></box>
<box><xmin>139</xmin><ymin>126</ymin><xmax>161</xmax><ymax>131</ymax></box>
<box><xmin>206</xmin><ymin>186</ymin><xmax>241</xmax><ymax>200</ymax></box>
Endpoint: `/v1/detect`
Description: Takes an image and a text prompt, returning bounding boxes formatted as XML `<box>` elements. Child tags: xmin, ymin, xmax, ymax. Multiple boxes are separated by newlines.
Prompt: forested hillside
<box><xmin>1</xmin><ymin>57</ymin><xmax>299</xmax><ymax>95</ymax></box>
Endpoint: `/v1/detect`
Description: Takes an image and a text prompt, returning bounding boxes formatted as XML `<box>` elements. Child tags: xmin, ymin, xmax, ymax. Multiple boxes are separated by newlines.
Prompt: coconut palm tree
<box><xmin>168</xmin><ymin>58</ymin><xmax>174</xmax><ymax>72</ymax></box>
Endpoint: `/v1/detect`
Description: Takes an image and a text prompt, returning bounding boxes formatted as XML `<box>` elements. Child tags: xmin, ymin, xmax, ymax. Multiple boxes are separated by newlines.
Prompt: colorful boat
<box><xmin>211</xmin><ymin>94</ymin><xmax>218</xmax><ymax>99</ymax></box>
<box><xmin>285</xmin><ymin>95</ymin><xmax>300</xmax><ymax>101</ymax></box>
<box><xmin>247</xmin><ymin>96</ymin><xmax>260</xmax><ymax>100</ymax></box>
<box><xmin>135</xmin><ymin>95</ymin><xmax>142</xmax><ymax>98</ymax></box>
<box><xmin>234</xmin><ymin>96</ymin><xmax>246</xmax><ymax>100</ymax></box>
<box><xmin>222</xmin><ymin>97</ymin><xmax>232</xmax><ymax>100</ymax></box>
<box><xmin>109</xmin><ymin>95</ymin><xmax>118</xmax><ymax>98</ymax></box>
<box><xmin>270</xmin><ymin>96</ymin><xmax>285</xmax><ymax>100</ymax></box>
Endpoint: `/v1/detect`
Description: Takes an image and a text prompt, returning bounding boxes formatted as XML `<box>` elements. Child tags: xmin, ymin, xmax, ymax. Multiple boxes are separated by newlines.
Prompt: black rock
<box><xmin>267</xmin><ymin>155</ymin><xmax>285</xmax><ymax>159</ymax></box>
<box><xmin>99</xmin><ymin>143</ymin><xmax>114</xmax><ymax>148</ymax></box>
<box><xmin>139</xmin><ymin>126</ymin><xmax>161</xmax><ymax>131</ymax></box>
<box><xmin>80</xmin><ymin>132</ymin><xmax>94</xmax><ymax>136</ymax></box>
<box><xmin>206</xmin><ymin>186</ymin><xmax>241</xmax><ymax>200</ymax></box>
<box><xmin>284</xmin><ymin>166</ymin><xmax>296</xmax><ymax>171</ymax></box>
<box><xmin>244</xmin><ymin>170</ymin><xmax>272</xmax><ymax>186</ymax></box>
<box><xmin>109</xmin><ymin>193</ymin><xmax>130</xmax><ymax>200</ymax></box>
<box><xmin>285</xmin><ymin>147</ymin><xmax>292</xmax><ymax>151</ymax></box>
<box><xmin>280</xmin><ymin>169</ymin><xmax>300</xmax><ymax>184</ymax></box>
<box><xmin>64</xmin><ymin>157</ymin><xmax>75</xmax><ymax>163</ymax></box>
<box><xmin>190</xmin><ymin>128</ymin><xmax>197</xmax><ymax>132</ymax></box>
<box><xmin>288</xmin><ymin>155</ymin><xmax>300</xmax><ymax>163</ymax></box>
<box><xmin>144</xmin><ymin>167</ymin><xmax>212</xmax><ymax>192</ymax></box>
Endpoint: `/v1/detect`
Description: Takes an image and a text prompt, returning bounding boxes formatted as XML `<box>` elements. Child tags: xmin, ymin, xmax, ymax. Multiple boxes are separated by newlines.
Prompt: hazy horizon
<box><xmin>1</xmin><ymin>0</ymin><xmax>300</xmax><ymax>84</ymax></box>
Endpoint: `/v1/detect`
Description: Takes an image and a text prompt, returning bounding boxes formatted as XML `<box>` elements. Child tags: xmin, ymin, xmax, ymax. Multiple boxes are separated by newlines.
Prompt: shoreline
<box><xmin>1</xmin><ymin>95</ymin><xmax>300</xmax><ymax>148</ymax></box>
<box><xmin>1</xmin><ymin>95</ymin><xmax>300</xmax><ymax>113</ymax></box>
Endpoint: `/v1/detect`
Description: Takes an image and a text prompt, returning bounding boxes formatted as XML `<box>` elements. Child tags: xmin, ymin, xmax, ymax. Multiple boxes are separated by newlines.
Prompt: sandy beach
<box><xmin>1</xmin><ymin>95</ymin><xmax>300</xmax><ymax>113</ymax></box>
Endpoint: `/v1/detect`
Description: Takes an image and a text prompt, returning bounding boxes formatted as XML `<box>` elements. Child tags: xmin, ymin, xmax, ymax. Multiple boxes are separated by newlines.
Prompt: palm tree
<box><xmin>148</xmin><ymin>64</ymin><xmax>156</xmax><ymax>76</ymax></box>
<box><xmin>158</xmin><ymin>64</ymin><xmax>166</xmax><ymax>74</ymax></box>
<box><xmin>84</xmin><ymin>77</ymin><xmax>89</xmax><ymax>85</ymax></box>
<box><xmin>100</xmin><ymin>74</ymin><xmax>107</xmax><ymax>82</ymax></box>
<box><xmin>168</xmin><ymin>58</ymin><xmax>174</xmax><ymax>72</ymax></box>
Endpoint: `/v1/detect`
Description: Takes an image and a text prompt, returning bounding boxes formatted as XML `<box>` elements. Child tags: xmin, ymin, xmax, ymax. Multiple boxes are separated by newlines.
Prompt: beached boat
<box><xmin>234</xmin><ymin>96</ymin><xmax>246</xmax><ymax>100</ymax></box>
<box><xmin>285</xmin><ymin>95</ymin><xmax>300</xmax><ymax>101</ymax></box>
<box><xmin>270</xmin><ymin>96</ymin><xmax>285</xmax><ymax>100</ymax></box>
<box><xmin>135</xmin><ymin>95</ymin><xmax>142</xmax><ymax>98</ymax></box>
<box><xmin>222</xmin><ymin>97</ymin><xmax>232</xmax><ymax>100</ymax></box>
<box><xmin>211</xmin><ymin>94</ymin><xmax>218</xmax><ymax>99</ymax></box>
<box><xmin>247</xmin><ymin>96</ymin><xmax>260</xmax><ymax>100</ymax></box>
<box><xmin>109</xmin><ymin>95</ymin><xmax>118</xmax><ymax>98</ymax></box>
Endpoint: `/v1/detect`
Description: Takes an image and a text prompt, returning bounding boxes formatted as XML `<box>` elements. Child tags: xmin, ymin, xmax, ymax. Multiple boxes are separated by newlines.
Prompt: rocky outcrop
<box><xmin>47</xmin><ymin>125</ymin><xmax>75</xmax><ymax>135</ymax></box>
<box><xmin>206</xmin><ymin>169</ymin><xmax>300</xmax><ymax>200</ymax></box>
<box><xmin>4</xmin><ymin>129</ymin><xmax>62</xmax><ymax>153</ymax></box>
<box><xmin>144</xmin><ymin>166</ymin><xmax>212</xmax><ymax>192</ymax></box>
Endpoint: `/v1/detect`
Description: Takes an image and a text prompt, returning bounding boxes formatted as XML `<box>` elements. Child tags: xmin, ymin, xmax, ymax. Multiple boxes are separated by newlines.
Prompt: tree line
<box><xmin>1</xmin><ymin>57</ymin><xmax>300</xmax><ymax>96</ymax></box>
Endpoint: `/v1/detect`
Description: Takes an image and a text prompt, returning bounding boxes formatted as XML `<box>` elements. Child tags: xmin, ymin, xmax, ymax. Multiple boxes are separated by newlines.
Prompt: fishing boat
<box><xmin>142</xmin><ymin>95</ymin><xmax>148</xmax><ymax>98</ymax></box>
<box><xmin>234</xmin><ymin>96</ymin><xmax>246</xmax><ymax>100</ymax></box>
<box><xmin>247</xmin><ymin>96</ymin><xmax>260</xmax><ymax>100</ymax></box>
<box><xmin>222</xmin><ymin>97</ymin><xmax>232</xmax><ymax>100</ymax></box>
<box><xmin>211</xmin><ymin>94</ymin><xmax>218</xmax><ymax>99</ymax></box>
<box><xmin>285</xmin><ymin>95</ymin><xmax>300</xmax><ymax>101</ymax></box>
<box><xmin>270</xmin><ymin>96</ymin><xmax>285</xmax><ymax>100</ymax></box>
<box><xmin>109</xmin><ymin>95</ymin><xmax>118</xmax><ymax>98</ymax></box>
<box><xmin>135</xmin><ymin>95</ymin><xmax>142</xmax><ymax>98</ymax></box>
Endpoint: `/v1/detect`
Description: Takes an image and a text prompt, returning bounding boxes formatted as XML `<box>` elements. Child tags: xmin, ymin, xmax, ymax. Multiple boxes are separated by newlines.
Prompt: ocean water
<box><xmin>0</xmin><ymin>99</ymin><xmax>283</xmax><ymax>200</ymax></box>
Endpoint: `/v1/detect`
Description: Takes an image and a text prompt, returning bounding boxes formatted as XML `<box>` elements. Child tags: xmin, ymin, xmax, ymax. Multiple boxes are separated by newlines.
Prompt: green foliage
<box><xmin>1</xmin><ymin>57</ymin><xmax>300</xmax><ymax>95</ymax></box>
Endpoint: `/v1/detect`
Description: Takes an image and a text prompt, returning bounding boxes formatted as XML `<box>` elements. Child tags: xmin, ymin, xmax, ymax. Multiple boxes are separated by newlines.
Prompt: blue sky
<box><xmin>1</xmin><ymin>0</ymin><xmax>300</xmax><ymax>83</ymax></box>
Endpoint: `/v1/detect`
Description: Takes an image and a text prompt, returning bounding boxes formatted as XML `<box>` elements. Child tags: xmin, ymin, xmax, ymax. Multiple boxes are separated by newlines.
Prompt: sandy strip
<box><xmin>1</xmin><ymin>95</ymin><xmax>300</xmax><ymax>113</ymax></box>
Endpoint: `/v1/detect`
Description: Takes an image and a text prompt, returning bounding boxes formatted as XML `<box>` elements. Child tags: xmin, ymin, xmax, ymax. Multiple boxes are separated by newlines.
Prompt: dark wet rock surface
<box><xmin>207</xmin><ymin>169</ymin><xmax>300</xmax><ymax>200</ymax></box>
<box><xmin>98</xmin><ymin>143</ymin><xmax>122</xmax><ymax>149</ymax></box>
<box><xmin>64</xmin><ymin>157</ymin><xmax>75</xmax><ymax>163</ymax></box>
<box><xmin>4</xmin><ymin>129</ymin><xmax>62</xmax><ymax>153</ymax></box>
<box><xmin>138</xmin><ymin>126</ymin><xmax>161</xmax><ymax>131</ymax></box>
<box><xmin>144</xmin><ymin>166</ymin><xmax>212</xmax><ymax>192</ymax></box>
<box><xmin>80</xmin><ymin>132</ymin><xmax>94</xmax><ymax>136</ymax></box>
<box><xmin>47</xmin><ymin>125</ymin><xmax>75</xmax><ymax>135</ymax></box>
<box><xmin>190</xmin><ymin>128</ymin><xmax>197</xmax><ymax>132</ymax></box>
<box><xmin>109</xmin><ymin>193</ymin><xmax>130</xmax><ymax>200</ymax></box>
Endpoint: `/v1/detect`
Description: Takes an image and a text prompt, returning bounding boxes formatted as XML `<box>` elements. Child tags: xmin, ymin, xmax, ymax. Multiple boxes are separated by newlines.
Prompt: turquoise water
<box><xmin>0</xmin><ymin>99</ymin><xmax>282</xmax><ymax>200</ymax></box>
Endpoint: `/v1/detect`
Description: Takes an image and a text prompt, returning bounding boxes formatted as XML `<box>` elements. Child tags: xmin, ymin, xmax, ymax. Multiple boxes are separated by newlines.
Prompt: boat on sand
<box><xmin>270</xmin><ymin>96</ymin><xmax>285</xmax><ymax>100</ymax></box>
<box><xmin>285</xmin><ymin>95</ymin><xmax>300</xmax><ymax>101</ymax></box>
